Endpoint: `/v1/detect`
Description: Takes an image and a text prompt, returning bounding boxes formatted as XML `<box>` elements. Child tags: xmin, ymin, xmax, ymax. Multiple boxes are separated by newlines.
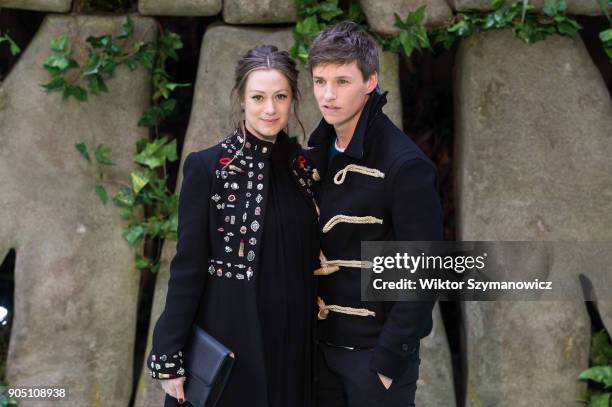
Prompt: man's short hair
<box><xmin>308</xmin><ymin>21</ymin><xmax>379</xmax><ymax>81</ymax></box>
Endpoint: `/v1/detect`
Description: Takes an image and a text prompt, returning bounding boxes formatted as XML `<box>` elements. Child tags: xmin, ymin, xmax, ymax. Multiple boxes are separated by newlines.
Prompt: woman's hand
<box><xmin>161</xmin><ymin>376</ymin><xmax>186</xmax><ymax>404</ymax></box>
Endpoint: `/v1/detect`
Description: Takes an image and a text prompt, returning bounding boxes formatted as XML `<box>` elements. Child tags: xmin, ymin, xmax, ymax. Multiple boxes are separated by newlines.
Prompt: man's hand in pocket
<box><xmin>377</xmin><ymin>372</ymin><xmax>393</xmax><ymax>389</ymax></box>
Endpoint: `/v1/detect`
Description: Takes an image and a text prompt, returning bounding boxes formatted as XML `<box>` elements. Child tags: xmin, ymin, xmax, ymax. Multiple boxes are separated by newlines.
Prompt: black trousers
<box><xmin>316</xmin><ymin>343</ymin><xmax>420</xmax><ymax>407</ymax></box>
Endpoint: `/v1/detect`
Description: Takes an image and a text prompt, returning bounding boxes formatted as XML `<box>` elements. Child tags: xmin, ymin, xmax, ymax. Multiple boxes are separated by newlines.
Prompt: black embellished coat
<box><xmin>147</xmin><ymin>129</ymin><xmax>319</xmax><ymax>407</ymax></box>
<box><xmin>307</xmin><ymin>88</ymin><xmax>444</xmax><ymax>380</ymax></box>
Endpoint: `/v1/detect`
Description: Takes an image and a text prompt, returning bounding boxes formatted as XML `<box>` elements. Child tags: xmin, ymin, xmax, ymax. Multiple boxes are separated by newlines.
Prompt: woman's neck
<box><xmin>244</xmin><ymin>121</ymin><xmax>278</xmax><ymax>143</ymax></box>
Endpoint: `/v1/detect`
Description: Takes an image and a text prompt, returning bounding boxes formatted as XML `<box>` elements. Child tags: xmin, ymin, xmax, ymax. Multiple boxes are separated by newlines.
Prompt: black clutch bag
<box><xmin>183</xmin><ymin>325</ymin><xmax>235</xmax><ymax>407</ymax></box>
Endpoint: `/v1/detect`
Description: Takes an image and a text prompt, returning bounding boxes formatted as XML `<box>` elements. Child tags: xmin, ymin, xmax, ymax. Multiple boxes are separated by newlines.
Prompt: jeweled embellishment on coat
<box><xmin>148</xmin><ymin>349</ymin><xmax>185</xmax><ymax>379</ymax></box>
<box><xmin>251</xmin><ymin>221</ymin><xmax>260</xmax><ymax>232</ymax></box>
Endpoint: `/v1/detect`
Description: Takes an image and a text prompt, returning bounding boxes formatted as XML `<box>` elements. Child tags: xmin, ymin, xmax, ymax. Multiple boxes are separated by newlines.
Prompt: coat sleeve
<box><xmin>370</xmin><ymin>157</ymin><xmax>443</xmax><ymax>379</ymax></box>
<box><xmin>147</xmin><ymin>151</ymin><xmax>211</xmax><ymax>380</ymax></box>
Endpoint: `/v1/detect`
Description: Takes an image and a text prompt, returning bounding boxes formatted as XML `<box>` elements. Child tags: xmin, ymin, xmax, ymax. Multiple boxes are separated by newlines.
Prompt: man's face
<box><xmin>312</xmin><ymin>61</ymin><xmax>378</xmax><ymax>133</ymax></box>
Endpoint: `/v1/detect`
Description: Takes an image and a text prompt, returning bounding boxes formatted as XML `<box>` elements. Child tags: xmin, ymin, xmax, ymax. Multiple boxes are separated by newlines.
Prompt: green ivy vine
<box><xmin>0</xmin><ymin>32</ymin><xmax>20</xmax><ymax>57</ymax></box>
<box><xmin>292</xmin><ymin>0</ymin><xmax>607</xmax><ymax>65</ymax></box>
<box><xmin>578</xmin><ymin>329</ymin><xmax>612</xmax><ymax>406</ymax></box>
<box><xmin>42</xmin><ymin>16</ymin><xmax>189</xmax><ymax>273</ymax></box>
<box><xmin>598</xmin><ymin>0</ymin><xmax>612</xmax><ymax>60</ymax></box>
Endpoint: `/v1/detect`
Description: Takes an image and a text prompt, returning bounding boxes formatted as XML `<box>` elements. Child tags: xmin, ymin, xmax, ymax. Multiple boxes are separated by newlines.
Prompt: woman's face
<box><xmin>242</xmin><ymin>69</ymin><xmax>292</xmax><ymax>142</ymax></box>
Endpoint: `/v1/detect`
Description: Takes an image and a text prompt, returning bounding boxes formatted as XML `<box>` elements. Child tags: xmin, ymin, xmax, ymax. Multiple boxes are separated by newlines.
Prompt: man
<box><xmin>306</xmin><ymin>21</ymin><xmax>443</xmax><ymax>407</ymax></box>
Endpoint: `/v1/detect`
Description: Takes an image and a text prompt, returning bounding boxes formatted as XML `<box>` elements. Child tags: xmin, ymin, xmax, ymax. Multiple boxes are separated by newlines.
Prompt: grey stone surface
<box><xmin>0</xmin><ymin>0</ymin><xmax>71</xmax><ymax>12</ymax></box>
<box><xmin>450</xmin><ymin>0</ymin><xmax>611</xmax><ymax>15</ymax></box>
<box><xmin>463</xmin><ymin>302</ymin><xmax>589</xmax><ymax>407</ymax></box>
<box><xmin>417</xmin><ymin>303</ymin><xmax>456</xmax><ymax>407</ymax></box>
<box><xmin>455</xmin><ymin>29</ymin><xmax>611</xmax><ymax>406</ymax></box>
<box><xmin>223</xmin><ymin>0</ymin><xmax>297</xmax><ymax>24</ymax></box>
<box><xmin>359</xmin><ymin>0</ymin><xmax>453</xmax><ymax>34</ymax></box>
<box><xmin>138</xmin><ymin>0</ymin><xmax>221</xmax><ymax>16</ymax></box>
<box><xmin>455</xmin><ymin>30</ymin><xmax>612</xmax><ymax>242</ymax></box>
<box><xmin>0</xmin><ymin>15</ymin><xmax>155</xmax><ymax>406</ymax></box>
<box><xmin>135</xmin><ymin>23</ymin><xmax>405</xmax><ymax>406</ymax></box>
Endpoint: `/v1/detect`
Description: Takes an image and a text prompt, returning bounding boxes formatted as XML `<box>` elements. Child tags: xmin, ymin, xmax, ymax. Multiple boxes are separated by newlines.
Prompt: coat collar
<box><xmin>307</xmin><ymin>87</ymin><xmax>388</xmax><ymax>160</ymax></box>
<box><xmin>223</xmin><ymin>124</ymin><xmax>280</xmax><ymax>160</ymax></box>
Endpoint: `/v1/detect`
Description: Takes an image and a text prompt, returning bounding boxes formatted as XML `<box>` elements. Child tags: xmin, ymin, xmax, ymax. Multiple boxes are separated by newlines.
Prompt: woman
<box><xmin>147</xmin><ymin>45</ymin><xmax>320</xmax><ymax>407</ymax></box>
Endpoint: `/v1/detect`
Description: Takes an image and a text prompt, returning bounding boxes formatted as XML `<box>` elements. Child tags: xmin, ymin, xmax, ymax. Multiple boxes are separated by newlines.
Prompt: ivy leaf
<box><xmin>136</xmin><ymin>138</ymin><xmax>149</xmax><ymax>154</ymax></box>
<box><xmin>492</xmin><ymin>0</ymin><xmax>506</xmax><ymax>9</ymax></box>
<box><xmin>94</xmin><ymin>144</ymin><xmax>115</xmax><ymax>165</ymax></box>
<box><xmin>393</xmin><ymin>12</ymin><xmax>407</xmax><ymax>30</ymax></box>
<box><xmin>296</xmin><ymin>43</ymin><xmax>309</xmax><ymax>62</ymax></box>
<box><xmin>95</xmin><ymin>183</ymin><xmax>108</xmax><ymax>204</ymax></box>
<box><xmin>88</xmin><ymin>74</ymin><xmax>108</xmax><ymax>94</ymax></box>
<box><xmin>149</xmin><ymin>261</ymin><xmax>161</xmax><ymax>274</ymax></box>
<box><xmin>579</xmin><ymin>366</ymin><xmax>612</xmax><ymax>388</ymax></box>
<box><xmin>74</xmin><ymin>142</ymin><xmax>91</xmax><ymax>162</ymax></box>
<box><xmin>159</xmin><ymin>32</ymin><xmax>183</xmax><ymax>61</ymax></box>
<box><xmin>118</xmin><ymin>16</ymin><xmax>134</xmax><ymax>39</ymax></box>
<box><xmin>123</xmin><ymin>56</ymin><xmax>140</xmax><ymax>71</ymax></box>
<box><xmin>135</xmin><ymin>49</ymin><xmax>157</xmax><ymax>70</ymax></box>
<box><xmin>133</xmin><ymin>41</ymin><xmax>145</xmax><ymax>52</ymax></box>
<box><xmin>589</xmin><ymin>392</ymin><xmax>611</xmax><ymax>407</ymax></box>
<box><xmin>112</xmin><ymin>186</ymin><xmax>136</xmax><ymax>208</ymax></box>
<box><xmin>138</xmin><ymin>99</ymin><xmax>176</xmax><ymax>128</ymax></box>
<box><xmin>347</xmin><ymin>3</ymin><xmax>365</xmax><ymax>22</ymax></box>
<box><xmin>119</xmin><ymin>207</ymin><xmax>134</xmax><ymax>221</ymax></box>
<box><xmin>320</xmin><ymin>8</ymin><xmax>344</xmax><ymax>21</ymax></box>
<box><xmin>0</xmin><ymin>35</ymin><xmax>21</xmax><ymax>56</ymax></box>
<box><xmin>599</xmin><ymin>27</ymin><xmax>612</xmax><ymax>43</ymax></box>
<box><xmin>154</xmin><ymin>80</ymin><xmax>191</xmax><ymax>100</ymax></box>
<box><xmin>591</xmin><ymin>330</ymin><xmax>612</xmax><ymax>366</ymax></box>
<box><xmin>86</xmin><ymin>35</ymin><xmax>105</xmax><ymax>49</ymax></box>
<box><xmin>415</xmin><ymin>26</ymin><xmax>431</xmax><ymax>48</ymax></box>
<box><xmin>598</xmin><ymin>0</ymin><xmax>612</xmax><ymax>23</ymax></box>
<box><xmin>398</xmin><ymin>31</ymin><xmax>417</xmax><ymax>56</ymax></box>
<box><xmin>556</xmin><ymin>17</ymin><xmax>580</xmax><ymax>38</ymax></box>
<box><xmin>406</xmin><ymin>6</ymin><xmax>427</xmax><ymax>26</ymax></box>
<box><xmin>134</xmin><ymin>137</ymin><xmax>168</xmax><ymax>169</ymax></box>
<box><xmin>123</xmin><ymin>224</ymin><xmax>144</xmax><ymax>245</ymax></box>
<box><xmin>40</xmin><ymin>76</ymin><xmax>67</xmax><ymax>93</ymax></box>
<box><xmin>162</xmin><ymin>138</ymin><xmax>178</xmax><ymax>162</ymax></box>
<box><xmin>43</xmin><ymin>54</ymin><xmax>72</xmax><ymax>72</ymax></box>
<box><xmin>50</xmin><ymin>33</ymin><xmax>69</xmax><ymax>52</ymax></box>
<box><xmin>134</xmin><ymin>254</ymin><xmax>151</xmax><ymax>270</ymax></box>
<box><xmin>484</xmin><ymin>13</ymin><xmax>498</xmax><ymax>29</ymax></box>
<box><xmin>63</xmin><ymin>84</ymin><xmax>88</xmax><ymax>101</ymax></box>
<box><xmin>448</xmin><ymin>20</ymin><xmax>471</xmax><ymax>37</ymax></box>
<box><xmin>543</xmin><ymin>0</ymin><xmax>566</xmax><ymax>16</ymax></box>
<box><xmin>131</xmin><ymin>170</ymin><xmax>151</xmax><ymax>194</ymax></box>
